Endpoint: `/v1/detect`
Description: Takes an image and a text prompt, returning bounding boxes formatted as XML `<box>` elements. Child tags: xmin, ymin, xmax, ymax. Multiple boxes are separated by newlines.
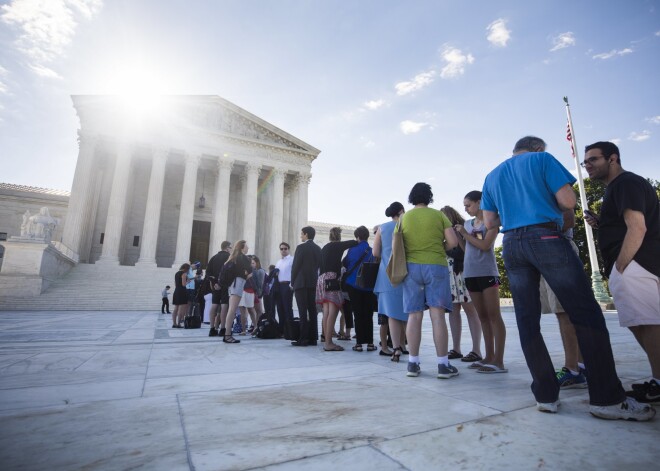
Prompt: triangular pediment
<box><xmin>183</xmin><ymin>96</ymin><xmax>320</xmax><ymax>156</ymax></box>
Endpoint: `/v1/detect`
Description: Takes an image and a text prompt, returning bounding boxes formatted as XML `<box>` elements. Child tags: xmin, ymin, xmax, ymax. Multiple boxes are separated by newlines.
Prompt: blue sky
<box><xmin>1</xmin><ymin>0</ymin><xmax>658</xmax><ymax>230</ymax></box>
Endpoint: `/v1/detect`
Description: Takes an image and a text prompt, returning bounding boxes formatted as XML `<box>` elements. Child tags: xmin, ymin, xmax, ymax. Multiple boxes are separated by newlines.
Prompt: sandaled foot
<box><xmin>448</xmin><ymin>349</ymin><xmax>463</xmax><ymax>360</ymax></box>
<box><xmin>366</xmin><ymin>344</ymin><xmax>377</xmax><ymax>352</ymax></box>
<box><xmin>352</xmin><ymin>344</ymin><xmax>363</xmax><ymax>352</ymax></box>
<box><xmin>461</xmin><ymin>351</ymin><xmax>483</xmax><ymax>363</ymax></box>
<box><xmin>337</xmin><ymin>333</ymin><xmax>351</xmax><ymax>341</ymax></box>
<box><xmin>324</xmin><ymin>344</ymin><xmax>344</xmax><ymax>352</ymax></box>
<box><xmin>379</xmin><ymin>349</ymin><xmax>393</xmax><ymax>356</ymax></box>
<box><xmin>391</xmin><ymin>347</ymin><xmax>403</xmax><ymax>363</ymax></box>
<box><xmin>223</xmin><ymin>336</ymin><xmax>241</xmax><ymax>344</ymax></box>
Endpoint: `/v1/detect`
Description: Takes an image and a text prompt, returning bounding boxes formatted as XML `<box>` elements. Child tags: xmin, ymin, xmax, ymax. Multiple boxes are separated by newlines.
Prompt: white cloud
<box><xmin>610</xmin><ymin>138</ymin><xmax>622</xmax><ymax>145</ymax></box>
<box><xmin>656</xmin><ymin>31</ymin><xmax>660</xmax><ymax>36</ymax></box>
<box><xmin>439</xmin><ymin>46</ymin><xmax>475</xmax><ymax>79</ymax></box>
<box><xmin>629</xmin><ymin>130</ymin><xmax>651</xmax><ymax>141</ymax></box>
<box><xmin>0</xmin><ymin>66</ymin><xmax>8</xmax><ymax>94</ymax></box>
<box><xmin>395</xmin><ymin>70</ymin><xmax>436</xmax><ymax>96</ymax></box>
<box><xmin>364</xmin><ymin>99</ymin><xmax>385</xmax><ymax>110</ymax></box>
<box><xmin>400</xmin><ymin>120</ymin><xmax>428</xmax><ymax>135</ymax></box>
<box><xmin>647</xmin><ymin>116</ymin><xmax>660</xmax><ymax>125</ymax></box>
<box><xmin>363</xmin><ymin>140</ymin><xmax>375</xmax><ymax>149</ymax></box>
<box><xmin>1</xmin><ymin>0</ymin><xmax>102</xmax><ymax>78</ymax></box>
<box><xmin>29</xmin><ymin>64</ymin><xmax>63</xmax><ymax>79</ymax></box>
<box><xmin>487</xmin><ymin>19</ymin><xmax>511</xmax><ymax>47</ymax></box>
<box><xmin>592</xmin><ymin>48</ymin><xmax>633</xmax><ymax>60</ymax></box>
<box><xmin>550</xmin><ymin>32</ymin><xmax>575</xmax><ymax>52</ymax></box>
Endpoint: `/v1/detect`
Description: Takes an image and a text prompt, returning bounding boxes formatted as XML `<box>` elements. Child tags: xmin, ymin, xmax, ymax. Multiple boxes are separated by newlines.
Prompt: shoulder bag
<box><xmin>386</xmin><ymin>219</ymin><xmax>407</xmax><ymax>286</ymax></box>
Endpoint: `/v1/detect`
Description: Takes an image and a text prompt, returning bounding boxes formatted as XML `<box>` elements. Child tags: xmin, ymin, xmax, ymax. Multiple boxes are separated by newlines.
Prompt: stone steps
<box><xmin>0</xmin><ymin>264</ymin><xmax>176</xmax><ymax>311</ymax></box>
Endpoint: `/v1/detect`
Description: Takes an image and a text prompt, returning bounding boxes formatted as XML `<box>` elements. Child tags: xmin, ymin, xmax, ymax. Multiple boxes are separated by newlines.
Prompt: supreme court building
<box><xmin>57</xmin><ymin>95</ymin><xmax>320</xmax><ymax>269</ymax></box>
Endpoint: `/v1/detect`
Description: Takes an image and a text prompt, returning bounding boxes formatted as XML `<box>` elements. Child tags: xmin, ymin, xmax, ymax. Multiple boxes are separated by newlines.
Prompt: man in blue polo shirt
<box><xmin>481</xmin><ymin>135</ymin><xmax>654</xmax><ymax>421</ymax></box>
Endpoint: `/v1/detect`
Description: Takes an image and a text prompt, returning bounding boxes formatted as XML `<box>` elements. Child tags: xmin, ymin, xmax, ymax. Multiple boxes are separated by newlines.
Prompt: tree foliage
<box><xmin>494</xmin><ymin>176</ymin><xmax>659</xmax><ymax>297</ymax></box>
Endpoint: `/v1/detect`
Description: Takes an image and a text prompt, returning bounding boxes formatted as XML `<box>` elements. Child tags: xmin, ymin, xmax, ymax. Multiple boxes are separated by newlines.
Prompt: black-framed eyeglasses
<box><xmin>280</xmin><ymin>247</ymin><xmax>288</xmax><ymax>251</ymax></box>
<box><xmin>580</xmin><ymin>155</ymin><xmax>605</xmax><ymax>168</ymax></box>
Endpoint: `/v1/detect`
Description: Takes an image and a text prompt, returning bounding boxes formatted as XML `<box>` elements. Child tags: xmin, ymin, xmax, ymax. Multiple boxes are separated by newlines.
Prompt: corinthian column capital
<box><xmin>217</xmin><ymin>157</ymin><xmax>235</xmax><ymax>172</ymax></box>
<box><xmin>296</xmin><ymin>172</ymin><xmax>312</xmax><ymax>185</ymax></box>
<box><xmin>245</xmin><ymin>162</ymin><xmax>262</xmax><ymax>176</ymax></box>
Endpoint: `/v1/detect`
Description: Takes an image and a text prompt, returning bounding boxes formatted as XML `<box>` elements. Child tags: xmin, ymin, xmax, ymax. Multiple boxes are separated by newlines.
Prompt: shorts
<box><xmin>465</xmin><ymin>276</ymin><xmax>500</xmax><ymax>293</ymax></box>
<box><xmin>402</xmin><ymin>263</ymin><xmax>452</xmax><ymax>313</ymax></box>
<box><xmin>211</xmin><ymin>286</ymin><xmax>229</xmax><ymax>305</ymax></box>
<box><xmin>239</xmin><ymin>291</ymin><xmax>255</xmax><ymax>308</ymax></box>
<box><xmin>228</xmin><ymin>277</ymin><xmax>246</xmax><ymax>297</ymax></box>
<box><xmin>608</xmin><ymin>260</ymin><xmax>660</xmax><ymax>327</ymax></box>
<box><xmin>540</xmin><ymin>276</ymin><xmax>564</xmax><ymax>314</ymax></box>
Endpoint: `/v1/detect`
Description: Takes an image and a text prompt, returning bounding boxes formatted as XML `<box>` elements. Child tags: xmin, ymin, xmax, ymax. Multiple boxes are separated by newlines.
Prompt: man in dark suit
<box><xmin>291</xmin><ymin>226</ymin><xmax>322</xmax><ymax>346</ymax></box>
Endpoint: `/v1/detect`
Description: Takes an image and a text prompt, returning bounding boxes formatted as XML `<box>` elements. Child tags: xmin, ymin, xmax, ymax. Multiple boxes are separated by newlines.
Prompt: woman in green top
<box><xmin>400</xmin><ymin>183</ymin><xmax>459</xmax><ymax>379</ymax></box>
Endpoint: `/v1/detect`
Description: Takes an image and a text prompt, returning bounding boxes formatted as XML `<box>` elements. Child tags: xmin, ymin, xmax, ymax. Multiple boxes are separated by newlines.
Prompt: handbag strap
<box><xmin>345</xmin><ymin>248</ymin><xmax>370</xmax><ymax>278</ymax></box>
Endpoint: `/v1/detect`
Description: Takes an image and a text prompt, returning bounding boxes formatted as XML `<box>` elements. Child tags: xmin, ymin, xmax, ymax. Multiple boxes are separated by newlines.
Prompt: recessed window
<box><xmin>133</xmin><ymin>236</ymin><xmax>140</xmax><ymax>247</ymax></box>
<box><xmin>100</xmin><ymin>233</ymin><xmax>104</xmax><ymax>244</ymax></box>
<box><xmin>0</xmin><ymin>232</ymin><xmax>7</xmax><ymax>241</ymax></box>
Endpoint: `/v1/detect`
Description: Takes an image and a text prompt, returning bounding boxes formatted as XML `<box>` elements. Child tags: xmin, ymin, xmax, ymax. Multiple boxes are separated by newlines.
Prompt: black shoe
<box><xmin>218</xmin><ymin>328</ymin><xmax>226</xmax><ymax>337</ymax></box>
<box><xmin>308</xmin><ymin>341</ymin><xmax>317</xmax><ymax>346</ymax></box>
<box><xmin>209</xmin><ymin>328</ymin><xmax>218</xmax><ymax>337</ymax></box>
<box><xmin>291</xmin><ymin>341</ymin><xmax>309</xmax><ymax>347</ymax></box>
<box><xmin>626</xmin><ymin>379</ymin><xmax>660</xmax><ymax>404</ymax></box>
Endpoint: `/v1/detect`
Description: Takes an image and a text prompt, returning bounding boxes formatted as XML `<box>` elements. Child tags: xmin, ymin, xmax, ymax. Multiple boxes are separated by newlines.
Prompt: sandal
<box><xmin>391</xmin><ymin>347</ymin><xmax>403</xmax><ymax>363</ymax></box>
<box><xmin>448</xmin><ymin>349</ymin><xmax>463</xmax><ymax>360</ymax></box>
<box><xmin>337</xmin><ymin>333</ymin><xmax>351</xmax><ymax>341</ymax></box>
<box><xmin>352</xmin><ymin>344</ymin><xmax>363</xmax><ymax>352</ymax></box>
<box><xmin>323</xmin><ymin>344</ymin><xmax>345</xmax><ymax>352</ymax></box>
<box><xmin>461</xmin><ymin>351</ymin><xmax>483</xmax><ymax>363</ymax></box>
<box><xmin>366</xmin><ymin>344</ymin><xmax>377</xmax><ymax>352</ymax></box>
<box><xmin>223</xmin><ymin>336</ymin><xmax>241</xmax><ymax>344</ymax></box>
<box><xmin>379</xmin><ymin>349</ymin><xmax>393</xmax><ymax>356</ymax></box>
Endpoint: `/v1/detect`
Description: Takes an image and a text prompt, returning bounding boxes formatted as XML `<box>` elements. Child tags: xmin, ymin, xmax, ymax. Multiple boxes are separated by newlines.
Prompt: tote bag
<box><xmin>386</xmin><ymin>220</ymin><xmax>407</xmax><ymax>286</ymax></box>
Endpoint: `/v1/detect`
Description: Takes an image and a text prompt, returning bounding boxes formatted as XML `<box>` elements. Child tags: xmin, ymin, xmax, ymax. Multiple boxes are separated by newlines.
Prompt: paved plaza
<box><xmin>0</xmin><ymin>308</ymin><xmax>658</xmax><ymax>470</ymax></box>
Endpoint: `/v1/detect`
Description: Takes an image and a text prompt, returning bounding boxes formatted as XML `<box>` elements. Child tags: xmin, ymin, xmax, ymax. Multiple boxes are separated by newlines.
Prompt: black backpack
<box><xmin>219</xmin><ymin>261</ymin><xmax>237</xmax><ymax>288</ymax></box>
<box><xmin>254</xmin><ymin>314</ymin><xmax>279</xmax><ymax>339</ymax></box>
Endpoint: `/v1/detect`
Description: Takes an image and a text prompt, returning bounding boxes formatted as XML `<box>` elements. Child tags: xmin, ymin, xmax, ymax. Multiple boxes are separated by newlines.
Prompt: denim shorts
<box><xmin>402</xmin><ymin>263</ymin><xmax>452</xmax><ymax>313</ymax></box>
<box><xmin>228</xmin><ymin>277</ymin><xmax>246</xmax><ymax>297</ymax></box>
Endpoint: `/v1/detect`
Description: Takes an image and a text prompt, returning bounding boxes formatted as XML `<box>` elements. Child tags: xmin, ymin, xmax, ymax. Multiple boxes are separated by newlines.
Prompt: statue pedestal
<box><xmin>0</xmin><ymin>239</ymin><xmax>76</xmax><ymax>297</ymax></box>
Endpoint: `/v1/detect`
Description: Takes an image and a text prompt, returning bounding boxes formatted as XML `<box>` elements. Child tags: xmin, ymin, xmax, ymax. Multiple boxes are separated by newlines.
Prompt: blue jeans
<box><xmin>502</xmin><ymin>226</ymin><xmax>625</xmax><ymax>406</ymax></box>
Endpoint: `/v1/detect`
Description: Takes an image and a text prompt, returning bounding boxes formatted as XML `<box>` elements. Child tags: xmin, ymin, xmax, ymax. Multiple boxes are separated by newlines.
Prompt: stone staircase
<box><xmin>0</xmin><ymin>263</ymin><xmax>174</xmax><ymax>311</ymax></box>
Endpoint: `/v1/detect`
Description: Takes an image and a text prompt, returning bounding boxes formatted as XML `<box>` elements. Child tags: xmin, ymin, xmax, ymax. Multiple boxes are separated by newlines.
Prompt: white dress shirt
<box><xmin>275</xmin><ymin>254</ymin><xmax>294</xmax><ymax>282</ymax></box>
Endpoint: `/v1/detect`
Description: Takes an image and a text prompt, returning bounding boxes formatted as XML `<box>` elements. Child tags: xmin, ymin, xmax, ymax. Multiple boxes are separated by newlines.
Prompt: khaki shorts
<box><xmin>608</xmin><ymin>260</ymin><xmax>660</xmax><ymax>327</ymax></box>
<box><xmin>239</xmin><ymin>291</ymin><xmax>255</xmax><ymax>308</ymax></box>
<box><xmin>540</xmin><ymin>239</ymin><xmax>578</xmax><ymax>314</ymax></box>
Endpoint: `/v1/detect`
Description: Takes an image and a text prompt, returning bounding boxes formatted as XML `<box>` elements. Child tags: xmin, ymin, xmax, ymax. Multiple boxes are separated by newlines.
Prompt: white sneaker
<box><xmin>589</xmin><ymin>397</ymin><xmax>656</xmax><ymax>421</ymax></box>
<box><xmin>537</xmin><ymin>400</ymin><xmax>560</xmax><ymax>413</ymax></box>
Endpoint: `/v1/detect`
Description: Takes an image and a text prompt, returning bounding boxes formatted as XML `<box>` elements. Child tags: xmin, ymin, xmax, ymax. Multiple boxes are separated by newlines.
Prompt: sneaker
<box><xmin>209</xmin><ymin>328</ymin><xmax>218</xmax><ymax>337</ymax></box>
<box><xmin>556</xmin><ymin>367</ymin><xmax>588</xmax><ymax>389</ymax></box>
<box><xmin>406</xmin><ymin>362</ymin><xmax>421</xmax><ymax>377</ymax></box>
<box><xmin>626</xmin><ymin>379</ymin><xmax>660</xmax><ymax>405</ymax></box>
<box><xmin>437</xmin><ymin>363</ymin><xmax>459</xmax><ymax>379</ymax></box>
<box><xmin>589</xmin><ymin>397</ymin><xmax>656</xmax><ymax>421</ymax></box>
<box><xmin>537</xmin><ymin>400</ymin><xmax>560</xmax><ymax>413</ymax></box>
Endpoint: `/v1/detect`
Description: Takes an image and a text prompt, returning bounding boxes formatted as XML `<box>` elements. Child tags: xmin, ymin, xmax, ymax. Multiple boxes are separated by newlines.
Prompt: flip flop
<box><xmin>468</xmin><ymin>360</ymin><xmax>485</xmax><ymax>369</ymax></box>
<box><xmin>476</xmin><ymin>364</ymin><xmax>508</xmax><ymax>374</ymax></box>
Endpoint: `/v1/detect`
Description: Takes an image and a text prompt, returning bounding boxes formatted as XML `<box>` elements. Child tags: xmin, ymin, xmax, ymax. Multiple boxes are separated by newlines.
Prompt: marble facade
<box><xmin>60</xmin><ymin>95</ymin><xmax>320</xmax><ymax>268</ymax></box>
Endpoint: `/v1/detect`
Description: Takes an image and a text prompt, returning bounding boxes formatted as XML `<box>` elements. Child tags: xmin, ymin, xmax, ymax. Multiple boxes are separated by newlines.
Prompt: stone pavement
<box><xmin>0</xmin><ymin>308</ymin><xmax>658</xmax><ymax>470</ymax></box>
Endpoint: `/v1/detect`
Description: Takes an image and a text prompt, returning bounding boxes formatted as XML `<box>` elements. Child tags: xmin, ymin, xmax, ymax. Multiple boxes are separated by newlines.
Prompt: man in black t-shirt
<box><xmin>206</xmin><ymin>241</ymin><xmax>232</xmax><ymax>337</ymax></box>
<box><xmin>584</xmin><ymin>141</ymin><xmax>660</xmax><ymax>405</ymax></box>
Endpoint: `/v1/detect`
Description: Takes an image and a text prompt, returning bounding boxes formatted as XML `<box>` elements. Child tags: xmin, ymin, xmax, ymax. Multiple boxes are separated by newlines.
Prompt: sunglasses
<box><xmin>280</xmin><ymin>247</ymin><xmax>288</xmax><ymax>251</ymax></box>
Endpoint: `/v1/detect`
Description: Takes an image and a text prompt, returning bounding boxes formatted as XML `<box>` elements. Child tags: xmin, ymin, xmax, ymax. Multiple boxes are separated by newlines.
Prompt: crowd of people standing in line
<box><xmin>163</xmin><ymin>135</ymin><xmax>658</xmax><ymax>423</ymax></box>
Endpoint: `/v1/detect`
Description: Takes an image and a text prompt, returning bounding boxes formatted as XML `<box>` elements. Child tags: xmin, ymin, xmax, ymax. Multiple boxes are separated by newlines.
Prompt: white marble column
<box><xmin>210</xmin><ymin>157</ymin><xmax>234</xmax><ymax>255</ymax></box>
<box><xmin>288</xmin><ymin>179</ymin><xmax>299</xmax><ymax>245</ymax></box>
<box><xmin>98</xmin><ymin>142</ymin><xmax>134</xmax><ymax>265</ymax></box>
<box><xmin>269</xmin><ymin>168</ymin><xmax>287</xmax><ymax>265</ymax></box>
<box><xmin>61</xmin><ymin>132</ymin><xmax>97</xmax><ymax>262</ymax></box>
<box><xmin>242</xmin><ymin>163</ymin><xmax>261</xmax><ymax>251</ymax></box>
<box><xmin>135</xmin><ymin>148</ymin><xmax>168</xmax><ymax>267</ymax></box>
<box><xmin>283</xmin><ymin>185</ymin><xmax>292</xmax><ymax>248</ymax></box>
<box><xmin>172</xmin><ymin>153</ymin><xmax>201</xmax><ymax>267</ymax></box>
<box><xmin>296</xmin><ymin>172</ymin><xmax>311</xmax><ymax>236</ymax></box>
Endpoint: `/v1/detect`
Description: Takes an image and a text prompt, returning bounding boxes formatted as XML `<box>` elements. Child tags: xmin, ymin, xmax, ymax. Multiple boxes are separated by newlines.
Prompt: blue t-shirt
<box><xmin>481</xmin><ymin>152</ymin><xmax>576</xmax><ymax>232</ymax></box>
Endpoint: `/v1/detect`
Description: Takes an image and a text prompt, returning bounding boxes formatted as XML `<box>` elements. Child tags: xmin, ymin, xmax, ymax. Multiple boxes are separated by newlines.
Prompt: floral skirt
<box><xmin>447</xmin><ymin>256</ymin><xmax>471</xmax><ymax>304</ymax></box>
<box><xmin>316</xmin><ymin>272</ymin><xmax>344</xmax><ymax>307</ymax></box>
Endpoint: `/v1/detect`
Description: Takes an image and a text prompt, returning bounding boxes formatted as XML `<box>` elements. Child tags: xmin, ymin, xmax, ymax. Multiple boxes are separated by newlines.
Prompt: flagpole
<box><xmin>563</xmin><ymin>96</ymin><xmax>612</xmax><ymax>304</ymax></box>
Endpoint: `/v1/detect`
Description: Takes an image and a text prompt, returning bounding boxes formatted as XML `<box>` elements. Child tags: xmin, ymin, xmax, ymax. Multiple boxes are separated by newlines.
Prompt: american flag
<box><xmin>566</xmin><ymin>121</ymin><xmax>575</xmax><ymax>157</ymax></box>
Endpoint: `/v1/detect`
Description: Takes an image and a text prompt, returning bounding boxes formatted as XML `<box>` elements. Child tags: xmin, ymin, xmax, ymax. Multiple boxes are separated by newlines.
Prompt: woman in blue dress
<box><xmin>372</xmin><ymin>202</ymin><xmax>408</xmax><ymax>362</ymax></box>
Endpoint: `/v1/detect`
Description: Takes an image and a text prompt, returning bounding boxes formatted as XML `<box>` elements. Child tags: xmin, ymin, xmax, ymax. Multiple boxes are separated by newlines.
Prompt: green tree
<box><xmin>494</xmin><ymin>246</ymin><xmax>511</xmax><ymax>298</ymax></box>
<box><xmin>572</xmin><ymin>177</ymin><xmax>659</xmax><ymax>279</ymax></box>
